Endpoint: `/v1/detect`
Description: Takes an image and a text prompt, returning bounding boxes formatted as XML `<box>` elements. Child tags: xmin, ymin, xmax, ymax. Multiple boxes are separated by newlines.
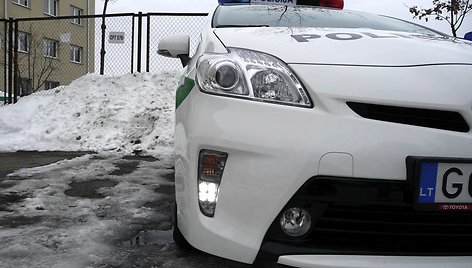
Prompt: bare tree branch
<box><xmin>408</xmin><ymin>0</ymin><xmax>472</xmax><ymax>37</ymax></box>
<box><xmin>16</xmin><ymin>23</ymin><xmax>60</xmax><ymax>95</ymax></box>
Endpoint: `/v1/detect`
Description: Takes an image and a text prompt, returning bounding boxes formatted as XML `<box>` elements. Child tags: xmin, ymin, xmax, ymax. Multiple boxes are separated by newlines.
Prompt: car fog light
<box><xmin>198</xmin><ymin>180</ymin><xmax>219</xmax><ymax>216</ymax></box>
<box><xmin>198</xmin><ymin>150</ymin><xmax>228</xmax><ymax>217</ymax></box>
<box><xmin>280</xmin><ymin>207</ymin><xmax>312</xmax><ymax>237</ymax></box>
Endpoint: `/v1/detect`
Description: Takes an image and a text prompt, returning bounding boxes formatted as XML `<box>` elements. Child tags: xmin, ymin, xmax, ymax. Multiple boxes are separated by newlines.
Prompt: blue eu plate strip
<box><xmin>418</xmin><ymin>162</ymin><xmax>438</xmax><ymax>203</ymax></box>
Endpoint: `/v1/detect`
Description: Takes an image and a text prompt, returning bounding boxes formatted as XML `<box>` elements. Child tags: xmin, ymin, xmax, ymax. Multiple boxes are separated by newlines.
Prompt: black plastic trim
<box><xmin>257</xmin><ymin>174</ymin><xmax>472</xmax><ymax>262</ymax></box>
<box><xmin>347</xmin><ymin>102</ymin><xmax>470</xmax><ymax>133</ymax></box>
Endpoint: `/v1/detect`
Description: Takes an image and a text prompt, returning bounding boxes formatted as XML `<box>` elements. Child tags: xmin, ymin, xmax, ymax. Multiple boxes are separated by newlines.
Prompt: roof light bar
<box><xmin>319</xmin><ymin>0</ymin><xmax>344</xmax><ymax>9</ymax></box>
<box><xmin>218</xmin><ymin>0</ymin><xmax>297</xmax><ymax>6</ymax></box>
<box><xmin>218</xmin><ymin>0</ymin><xmax>344</xmax><ymax>9</ymax></box>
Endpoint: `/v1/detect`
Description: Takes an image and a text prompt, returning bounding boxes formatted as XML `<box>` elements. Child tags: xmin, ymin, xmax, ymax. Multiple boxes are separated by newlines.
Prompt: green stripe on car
<box><xmin>176</xmin><ymin>77</ymin><xmax>195</xmax><ymax>109</ymax></box>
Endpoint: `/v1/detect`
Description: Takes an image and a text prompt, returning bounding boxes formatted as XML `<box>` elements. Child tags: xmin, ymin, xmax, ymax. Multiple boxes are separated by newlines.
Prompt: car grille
<box><xmin>347</xmin><ymin>102</ymin><xmax>470</xmax><ymax>133</ymax></box>
<box><xmin>262</xmin><ymin>177</ymin><xmax>472</xmax><ymax>256</ymax></box>
<box><xmin>313</xmin><ymin>203</ymin><xmax>472</xmax><ymax>255</ymax></box>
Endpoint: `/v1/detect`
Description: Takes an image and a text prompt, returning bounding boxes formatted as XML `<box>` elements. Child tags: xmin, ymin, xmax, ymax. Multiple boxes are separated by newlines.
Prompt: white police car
<box><xmin>158</xmin><ymin>0</ymin><xmax>472</xmax><ymax>267</ymax></box>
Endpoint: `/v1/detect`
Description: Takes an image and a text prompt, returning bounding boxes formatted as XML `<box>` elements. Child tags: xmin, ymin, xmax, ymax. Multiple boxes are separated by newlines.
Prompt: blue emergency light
<box><xmin>465</xmin><ymin>32</ymin><xmax>472</xmax><ymax>41</ymax></box>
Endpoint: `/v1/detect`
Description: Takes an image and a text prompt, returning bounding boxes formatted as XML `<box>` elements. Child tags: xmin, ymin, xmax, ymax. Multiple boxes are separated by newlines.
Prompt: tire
<box><xmin>173</xmin><ymin>202</ymin><xmax>192</xmax><ymax>249</ymax></box>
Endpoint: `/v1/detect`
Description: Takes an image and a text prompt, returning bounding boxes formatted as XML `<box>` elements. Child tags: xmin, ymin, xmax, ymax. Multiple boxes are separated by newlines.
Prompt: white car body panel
<box><xmin>278</xmin><ymin>255</ymin><xmax>472</xmax><ymax>268</ymax></box>
<box><xmin>214</xmin><ymin>28</ymin><xmax>472</xmax><ymax>65</ymax></box>
<box><xmin>176</xmin><ymin>81</ymin><xmax>472</xmax><ymax>264</ymax></box>
<box><xmin>171</xmin><ymin>4</ymin><xmax>472</xmax><ymax>267</ymax></box>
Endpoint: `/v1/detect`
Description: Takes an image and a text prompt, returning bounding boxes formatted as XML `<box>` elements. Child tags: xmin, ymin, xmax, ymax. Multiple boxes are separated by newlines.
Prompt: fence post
<box><xmin>99</xmin><ymin>21</ymin><xmax>106</xmax><ymax>75</ymax></box>
<box><xmin>146</xmin><ymin>14</ymin><xmax>150</xmax><ymax>73</ymax></box>
<box><xmin>131</xmin><ymin>16</ymin><xmax>135</xmax><ymax>73</ymax></box>
<box><xmin>3</xmin><ymin>20</ymin><xmax>7</xmax><ymax>105</ymax></box>
<box><xmin>99</xmin><ymin>1</ymin><xmax>110</xmax><ymax>75</ymax></box>
<box><xmin>7</xmin><ymin>18</ymin><xmax>13</xmax><ymax>104</ymax></box>
<box><xmin>137</xmin><ymin>12</ymin><xmax>143</xmax><ymax>73</ymax></box>
<box><xmin>13</xmin><ymin>20</ymin><xmax>19</xmax><ymax>103</ymax></box>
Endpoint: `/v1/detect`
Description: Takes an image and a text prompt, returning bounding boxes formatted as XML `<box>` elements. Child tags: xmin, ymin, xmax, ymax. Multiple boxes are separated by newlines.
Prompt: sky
<box><xmin>95</xmin><ymin>0</ymin><xmax>472</xmax><ymax>37</ymax></box>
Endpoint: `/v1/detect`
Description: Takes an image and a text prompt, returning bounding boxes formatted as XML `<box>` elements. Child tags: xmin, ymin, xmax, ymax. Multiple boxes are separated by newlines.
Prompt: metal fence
<box><xmin>1</xmin><ymin>12</ymin><xmax>208</xmax><ymax>105</ymax></box>
<box><xmin>97</xmin><ymin>14</ymin><xmax>135</xmax><ymax>75</ymax></box>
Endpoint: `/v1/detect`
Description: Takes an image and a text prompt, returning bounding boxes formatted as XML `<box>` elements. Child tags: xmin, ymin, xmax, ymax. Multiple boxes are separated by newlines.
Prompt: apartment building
<box><xmin>1</xmin><ymin>0</ymin><xmax>95</xmax><ymax>95</ymax></box>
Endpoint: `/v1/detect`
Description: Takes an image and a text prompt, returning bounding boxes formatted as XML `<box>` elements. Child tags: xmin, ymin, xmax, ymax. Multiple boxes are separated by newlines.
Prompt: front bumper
<box><xmin>174</xmin><ymin>82</ymin><xmax>472</xmax><ymax>265</ymax></box>
<box><xmin>258</xmin><ymin>176</ymin><xmax>472</xmax><ymax>264</ymax></box>
<box><xmin>277</xmin><ymin>255</ymin><xmax>472</xmax><ymax>268</ymax></box>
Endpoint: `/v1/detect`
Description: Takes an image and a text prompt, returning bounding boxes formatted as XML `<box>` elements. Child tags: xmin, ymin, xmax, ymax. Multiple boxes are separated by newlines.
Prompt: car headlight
<box><xmin>196</xmin><ymin>48</ymin><xmax>312</xmax><ymax>108</ymax></box>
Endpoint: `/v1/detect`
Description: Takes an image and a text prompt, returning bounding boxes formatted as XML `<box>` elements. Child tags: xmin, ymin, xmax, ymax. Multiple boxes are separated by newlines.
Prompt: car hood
<box><xmin>213</xmin><ymin>28</ymin><xmax>472</xmax><ymax>66</ymax></box>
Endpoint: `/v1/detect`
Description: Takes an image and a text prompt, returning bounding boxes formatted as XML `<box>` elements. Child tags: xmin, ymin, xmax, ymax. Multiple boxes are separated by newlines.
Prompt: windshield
<box><xmin>213</xmin><ymin>5</ymin><xmax>442</xmax><ymax>35</ymax></box>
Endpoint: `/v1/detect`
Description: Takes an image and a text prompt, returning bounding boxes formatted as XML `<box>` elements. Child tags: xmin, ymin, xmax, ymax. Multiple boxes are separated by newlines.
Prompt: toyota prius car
<box><xmin>157</xmin><ymin>0</ymin><xmax>472</xmax><ymax>267</ymax></box>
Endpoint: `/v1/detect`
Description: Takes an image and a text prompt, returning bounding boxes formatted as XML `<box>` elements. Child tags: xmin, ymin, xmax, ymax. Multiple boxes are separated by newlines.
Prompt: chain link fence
<box><xmin>1</xmin><ymin>12</ymin><xmax>208</xmax><ymax>104</ymax></box>
<box><xmin>96</xmin><ymin>14</ymin><xmax>135</xmax><ymax>76</ymax></box>
<box><xmin>13</xmin><ymin>16</ymin><xmax>96</xmax><ymax>96</ymax></box>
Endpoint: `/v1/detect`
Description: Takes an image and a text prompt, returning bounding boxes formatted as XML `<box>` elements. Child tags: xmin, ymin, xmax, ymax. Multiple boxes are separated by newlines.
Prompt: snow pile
<box><xmin>0</xmin><ymin>71</ymin><xmax>181</xmax><ymax>158</ymax></box>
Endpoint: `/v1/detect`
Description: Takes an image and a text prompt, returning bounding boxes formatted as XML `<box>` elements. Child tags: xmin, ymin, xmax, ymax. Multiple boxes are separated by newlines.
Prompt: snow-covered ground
<box><xmin>0</xmin><ymin>72</ymin><xmax>179</xmax><ymax>267</ymax></box>
<box><xmin>0</xmin><ymin>72</ymin><xmax>243</xmax><ymax>267</ymax></box>
<box><xmin>0</xmin><ymin>154</ymin><xmax>177</xmax><ymax>268</ymax></box>
<box><xmin>0</xmin><ymin>71</ymin><xmax>181</xmax><ymax>158</ymax></box>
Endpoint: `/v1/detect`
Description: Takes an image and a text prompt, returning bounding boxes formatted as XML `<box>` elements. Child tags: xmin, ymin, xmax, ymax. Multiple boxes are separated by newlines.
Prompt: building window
<box><xmin>71</xmin><ymin>6</ymin><xmax>83</xmax><ymax>25</ymax></box>
<box><xmin>12</xmin><ymin>0</ymin><xmax>28</xmax><ymax>7</ymax></box>
<box><xmin>44</xmin><ymin>0</ymin><xmax>58</xmax><ymax>16</ymax></box>
<box><xmin>70</xmin><ymin>45</ymin><xmax>83</xmax><ymax>63</ymax></box>
<box><xmin>17</xmin><ymin>31</ymin><xmax>30</xmax><ymax>52</ymax></box>
<box><xmin>44</xmin><ymin>81</ymin><xmax>60</xmax><ymax>90</ymax></box>
<box><xmin>19</xmin><ymin>78</ymin><xmax>32</xmax><ymax>96</ymax></box>
<box><xmin>43</xmin><ymin>38</ymin><xmax>58</xmax><ymax>58</ymax></box>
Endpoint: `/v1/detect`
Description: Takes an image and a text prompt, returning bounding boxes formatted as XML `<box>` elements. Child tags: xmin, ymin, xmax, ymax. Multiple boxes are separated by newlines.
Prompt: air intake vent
<box><xmin>347</xmin><ymin>102</ymin><xmax>470</xmax><ymax>133</ymax></box>
<box><xmin>261</xmin><ymin>177</ymin><xmax>472</xmax><ymax>257</ymax></box>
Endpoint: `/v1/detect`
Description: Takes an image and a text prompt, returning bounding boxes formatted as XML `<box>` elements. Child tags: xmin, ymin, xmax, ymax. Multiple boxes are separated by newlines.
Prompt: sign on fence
<box><xmin>109</xmin><ymin>32</ymin><xmax>125</xmax><ymax>44</ymax></box>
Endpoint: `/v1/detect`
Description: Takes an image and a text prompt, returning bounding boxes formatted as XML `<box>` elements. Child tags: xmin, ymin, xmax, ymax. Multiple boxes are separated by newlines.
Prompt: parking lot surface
<box><xmin>0</xmin><ymin>152</ymin><xmax>252</xmax><ymax>268</ymax></box>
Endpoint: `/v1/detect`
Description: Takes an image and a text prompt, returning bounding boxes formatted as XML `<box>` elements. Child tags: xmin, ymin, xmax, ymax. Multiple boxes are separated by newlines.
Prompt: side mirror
<box><xmin>158</xmin><ymin>34</ymin><xmax>191</xmax><ymax>67</ymax></box>
<box><xmin>465</xmin><ymin>31</ymin><xmax>472</xmax><ymax>41</ymax></box>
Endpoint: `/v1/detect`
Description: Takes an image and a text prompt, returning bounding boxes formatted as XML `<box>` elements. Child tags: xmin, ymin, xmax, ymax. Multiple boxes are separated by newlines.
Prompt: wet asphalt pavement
<box><xmin>0</xmin><ymin>152</ymin><xmax>254</xmax><ymax>268</ymax></box>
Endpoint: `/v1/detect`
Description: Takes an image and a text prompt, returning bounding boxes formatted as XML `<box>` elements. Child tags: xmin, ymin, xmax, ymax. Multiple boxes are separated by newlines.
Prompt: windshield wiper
<box><xmin>215</xmin><ymin>24</ymin><xmax>270</xmax><ymax>28</ymax></box>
